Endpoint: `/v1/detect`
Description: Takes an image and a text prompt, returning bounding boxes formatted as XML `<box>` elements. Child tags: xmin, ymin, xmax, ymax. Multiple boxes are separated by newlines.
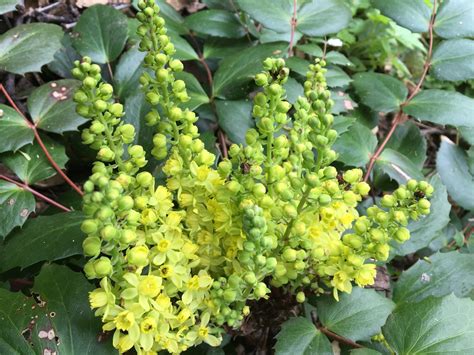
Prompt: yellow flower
<box><xmin>140</xmin><ymin>317</ymin><xmax>158</xmax><ymax>334</ymax></box>
<box><xmin>355</xmin><ymin>263</ymin><xmax>377</xmax><ymax>287</ymax></box>
<box><xmin>117</xmin><ymin>334</ymin><xmax>134</xmax><ymax>353</ymax></box>
<box><xmin>115</xmin><ymin>310</ymin><xmax>135</xmax><ymax>331</ymax></box>
<box><xmin>138</xmin><ymin>276</ymin><xmax>162</xmax><ymax>298</ymax></box>
<box><xmin>89</xmin><ymin>288</ymin><xmax>108</xmax><ymax>308</ymax></box>
<box><xmin>332</xmin><ymin>270</ymin><xmax>352</xmax><ymax>294</ymax></box>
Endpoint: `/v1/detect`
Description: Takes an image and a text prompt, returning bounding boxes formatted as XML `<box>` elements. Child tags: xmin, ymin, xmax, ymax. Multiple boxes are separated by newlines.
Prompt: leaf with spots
<box><xmin>0</xmin><ymin>105</ymin><xmax>34</xmax><ymax>153</ymax></box>
<box><xmin>1</xmin><ymin>135</ymin><xmax>68</xmax><ymax>185</ymax></box>
<box><xmin>0</xmin><ymin>181</ymin><xmax>35</xmax><ymax>239</ymax></box>
<box><xmin>27</xmin><ymin>79</ymin><xmax>87</xmax><ymax>134</ymax></box>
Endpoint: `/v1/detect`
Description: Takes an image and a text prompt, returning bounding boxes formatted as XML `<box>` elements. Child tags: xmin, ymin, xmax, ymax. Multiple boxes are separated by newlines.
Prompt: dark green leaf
<box><xmin>175</xmin><ymin>72</ymin><xmax>210</xmax><ymax>111</ymax></box>
<box><xmin>297</xmin><ymin>0</ymin><xmax>352</xmax><ymax>37</ymax></box>
<box><xmin>333</xmin><ymin>122</ymin><xmax>377</xmax><ymax>167</ymax></box>
<box><xmin>184</xmin><ymin>10</ymin><xmax>246</xmax><ymax>38</ymax></box>
<box><xmin>123</xmin><ymin>92</ymin><xmax>154</xmax><ymax>158</ymax></box>
<box><xmin>0</xmin><ymin>0</ymin><xmax>21</xmax><ymax>15</ymax></box>
<box><xmin>372</xmin><ymin>0</ymin><xmax>431</xmax><ymax>33</ymax></box>
<box><xmin>113</xmin><ymin>45</ymin><xmax>146</xmax><ymax>101</ymax></box>
<box><xmin>213</xmin><ymin>42</ymin><xmax>287</xmax><ymax>99</ymax></box>
<box><xmin>0</xmin><ymin>105</ymin><xmax>34</xmax><ymax>153</ymax></box>
<box><xmin>155</xmin><ymin>0</ymin><xmax>188</xmax><ymax>35</ymax></box>
<box><xmin>332</xmin><ymin>116</ymin><xmax>356</xmax><ymax>135</ymax></box>
<box><xmin>352</xmin><ymin>73</ymin><xmax>407</xmax><ymax>113</ymax></box>
<box><xmin>0</xmin><ymin>212</ymin><xmax>84</xmax><ymax>272</ymax></box>
<box><xmin>434</xmin><ymin>0</ymin><xmax>474</xmax><ymax>39</ymax></box>
<box><xmin>168</xmin><ymin>31</ymin><xmax>199</xmax><ymax>61</ymax></box>
<box><xmin>72</xmin><ymin>4</ymin><xmax>128</xmax><ymax>63</ymax></box>
<box><xmin>376</xmin><ymin>148</ymin><xmax>424</xmax><ymax>184</ymax></box>
<box><xmin>236</xmin><ymin>0</ymin><xmax>293</xmax><ymax>33</ymax></box>
<box><xmin>215</xmin><ymin>100</ymin><xmax>254</xmax><ymax>145</ymax></box>
<box><xmin>316</xmin><ymin>287</ymin><xmax>394</xmax><ymax>341</ymax></box>
<box><xmin>1</xmin><ymin>136</ymin><xmax>68</xmax><ymax>185</ymax></box>
<box><xmin>350</xmin><ymin>350</ymin><xmax>381</xmax><ymax>355</ymax></box>
<box><xmin>0</xmin><ymin>181</ymin><xmax>35</xmax><ymax>239</ymax></box>
<box><xmin>48</xmin><ymin>34</ymin><xmax>81</xmax><ymax>79</ymax></box>
<box><xmin>259</xmin><ymin>28</ymin><xmax>303</xmax><ymax>44</ymax></box>
<box><xmin>283</xmin><ymin>77</ymin><xmax>304</xmax><ymax>104</ymax></box>
<box><xmin>436</xmin><ymin>137</ymin><xmax>474</xmax><ymax>210</ymax></box>
<box><xmin>391</xmin><ymin>175</ymin><xmax>451</xmax><ymax>256</ymax></box>
<box><xmin>386</xmin><ymin>121</ymin><xmax>426</xmax><ymax>169</ymax></box>
<box><xmin>326</xmin><ymin>67</ymin><xmax>352</xmax><ymax>88</ymax></box>
<box><xmin>274</xmin><ymin>317</ymin><xmax>332</xmax><ymax>355</ymax></box>
<box><xmin>27</xmin><ymin>79</ymin><xmax>86</xmax><ymax>134</ymax></box>
<box><xmin>0</xmin><ymin>23</ymin><xmax>63</xmax><ymax>75</ymax></box>
<box><xmin>393</xmin><ymin>252</ymin><xmax>474</xmax><ymax>304</ymax></box>
<box><xmin>297</xmin><ymin>43</ymin><xmax>323</xmax><ymax>57</ymax></box>
<box><xmin>403</xmin><ymin>89</ymin><xmax>474</xmax><ymax>128</ymax></box>
<box><xmin>325</xmin><ymin>51</ymin><xmax>354</xmax><ymax>67</ymax></box>
<box><xmin>203</xmin><ymin>38</ymin><xmax>253</xmax><ymax>59</ymax></box>
<box><xmin>331</xmin><ymin>91</ymin><xmax>356</xmax><ymax>115</ymax></box>
<box><xmin>460</xmin><ymin>126</ymin><xmax>474</xmax><ymax>145</ymax></box>
<box><xmin>383</xmin><ymin>294</ymin><xmax>474</xmax><ymax>354</ymax></box>
<box><xmin>202</xmin><ymin>0</ymin><xmax>233</xmax><ymax>10</ymax></box>
<box><xmin>286</xmin><ymin>56</ymin><xmax>310</xmax><ymax>77</ymax></box>
<box><xmin>431</xmin><ymin>39</ymin><xmax>474</xmax><ymax>81</ymax></box>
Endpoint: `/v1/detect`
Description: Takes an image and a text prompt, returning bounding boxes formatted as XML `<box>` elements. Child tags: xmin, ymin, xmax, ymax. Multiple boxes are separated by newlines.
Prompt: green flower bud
<box><xmin>109</xmin><ymin>103</ymin><xmax>124</xmax><ymax>117</ymax></box>
<box><xmin>407</xmin><ymin>179</ymin><xmax>418</xmax><ymax>191</ymax></box>
<box><xmin>223</xmin><ymin>289</ymin><xmax>237</xmax><ymax>303</ymax></box>
<box><xmin>83</xmin><ymin>76</ymin><xmax>97</xmax><ymax>89</ymax></box>
<box><xmin>381</xmin><ymin>195</ymin><xmax>396</xmax><ymax>208</ymax></box>
<box><xmin>100</xmin><ymin>225</ymin><xmax>118</xmax><ymax>241</ymax></box>
<box><xmin>282</xmin><ymin>248</ymin><xmax>297</xmax><ymax>262</ymax></box>
<box><xmin>355</xmin><ymin>182</ymin><xmax>370</xmax><ymax>196</ymax></box>
<box><xmin>81</xmin><ymin>219</ymin><xmax>99</xmax><ymax>234</ymax></box>
<box><xmin>136</xmin><ymin>172</ymin><xmax>153</xmax><ymax>187</ymax></box>
<box><xmin>254</xmin><ymin>282</ymin><xmax>268</xmax><ymax>298</ymax></box>
<box><xmin>394</xmin><ymin>227</ymin><xmax>410</xmax><ymax>243</ymax></box>
<box><xmin>296</xmin><ymin>291</ymin><xmax>305</xmax><ymax>303</ymax></box>
<box><xmin>97</xmin><ymin>146</ymin><xmax>115</xmax><ymax>162</ymax></box>
<box><xmin>324</xmin><ymin>166</ymin><xmax>337</xmax><ymax>179</ymax></box>
<box><xmin>127</xmin><ymin>245</ymin><xmax>149</xmax><ymax>267</ymax></box>
<box><xmin>83</xmin><ymin>237</ymin><xmax>101</xmax><ymax>256</ymax></box>
<box><xmin>94</xmin><ymin>257</ymin><xmax>112</xmax><ymax>277</ymax></box>
<box><xmin>418</xmin><ymin>198</ymin><xmax>430</xmax><ymax>210</ymax></box>
<box><xmin>169</xmin><ymin>59</ymin><xmax>184</xmax><ymax>72</ymax></box>
<box><xmin>255</xmin><ymin>73</ymin><xmax>268</xmax><ymax>86</ymax></box>
<box><xmin>343</xmin><ymin>169</ymin><xmax>362</xmax><ymax>184</ymax></box>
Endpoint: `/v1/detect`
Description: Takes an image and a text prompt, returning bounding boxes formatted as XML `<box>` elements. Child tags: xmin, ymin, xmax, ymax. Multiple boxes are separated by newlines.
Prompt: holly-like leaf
<box><xmin>333</xmin><ymin>122</ymin><xmax>377</xmax><ymax>167</ymax></box>
<box><xmin>175</xmin><ymin>72</ymin><xmax>210</xmax><ymax>111</ymax></box>
<box><xmin>393</xmin><ymin>252</ymin><xmax>474</xmax><ymax>304</ymax></box>
<box><xmin>1</xmin><ymin>136</ymin><xmax>68</xmax><ymax>185</ymax></box>
<box><xmin>403</xmin><ymin>89</ymin><xmax>474</xmax><ymax>128</ymax></box>
<box><xmin>326</xmin><ymin>67</ymin><xmax>352</xmax><ymax>88</ymax></box>
<box><xmin>372</xmin><ymin>0</ymin><xmax>431</xmax><ymax>33</ymax></box>
<box><xmin>274</xmin><ymin>317</ymin><xmax>332</xmax><ymax>355</ymax></box>
<box><xmin>283</xmin><ymin>77</ymin><xmax>304</xmax><ymax>104</ymax></box>
<box><xmin>383</xmin><ymin>294</ymin><xmax>474</xmax><ymax>354</ymax></box>
<box><xmin>352</xmin><ymin>73</ymin><xmax>407</xmax><ymax>113</ymax></box>
<box><xmin>203</xmin><ymin>38</ymin><xmax>252</xmax><ymax>59</ymax></box>
<box><xmin>297</xmin><ymin>0</ymin><xmax>352</xmax><ymax>37</ymax></box>
<box><xmin>184</xmin><ymin>10</ymin><xmax>246</xmax><ymax>38</ymax></box>
<box><xmin>431</xmin><ymin>39</ymin><xmax>474</xmax><ymax>81</ymax></box>
<box><xmin>72</xmin><ymin>4</ymin><xmax>128</xmax><ymax>63</ymax></box>
<box><xmin>0</xmin><ymin>23</ymin><xmax>63</xmax><ymax>75</ymax></box>
<box><xmin>0</xmin><ymin>181</ymin><xmax>35</xmax><ymax>239</ymax></box>
<box><xmin>27</xmin><ymin>79</ymin><xmax>86</xmax><ymax>134</ymax></box>
<box><xmin>0</xmin><ymin>105</ymin><xmax>34</xmax><ymax>153</ymax></box>
<box><xmin>236</xmin><ymin>0</ymin><xmax>293</xmax><ymax>34</ymax></box>
<box><xmin>47</xmin><ymin>34</ymin><xmax>81</xmax><ymax>79</ymax></box>
<box><xmin>0</xmin><ymin>0</ymin><xmax>21</xmax><ymax>15</ymax></box>
<box><xmin>0</xmin><ymin>264</ymin><xmax>114</xmax><ymax>354</ymax></box>
<box><xmin>436</xmin><ymin>137</ymin><xmax>474</xmax><ymax>210</ymax></box>
<box><xmin>325</xmin><ymin>51</ymin><xmax>354</xmax><ymax>67</ymax></box>
<box><xmin>215</xmin><ymin>100</ymin><xmax>254</xmax><ymax>145</ymax></box>
<box><xmin>315</xmin><ymin>287</ymin><xmax>395</xmax><ymax>342</ymax></box>
<box><xmin>434</xmin><ymin>0</ymin><xmax>474</xmax><ymax>39</ymax></box>
<box><xmin>113</xmin><ymin>45</ymin><xmax>147</xmax><ymax>101</ymax></box>
<box><xmin>386</xmin><ymin>121</ymin><xmax>427</xmax><ymax>169</ymax></box>
<box><xmin>168</xmin><ymin>31</ymin><xmax>199</xmax><ymax>61</ymax></box>
<box><xmin>376</xmin><ymin>149</ymin><xmax>424</xmax><ymax>184</ymax></box>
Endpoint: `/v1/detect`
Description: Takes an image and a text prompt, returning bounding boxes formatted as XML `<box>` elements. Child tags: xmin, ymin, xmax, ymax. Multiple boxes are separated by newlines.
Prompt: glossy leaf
<box><xmin>297</xmin><ymin>0</ymin><xmax>352</xmax><ymax>37</ymax></box>
<box><xmin>434</xmin><ymin>0</ymin><xmax>474</xmax><ymax>39</ymax></box>
<box><xmin>283</xmin><ymin>77</ymin><xmax>304</xmax><ymax>104</ymax></box>
<box><xmin>393</xmin><ymin>252</ymin><xmax>474</xmax><ymax>304</ymax></box>
<box><xmin>316</xmin><ymin>287</ymin><xmax>394</xmax><ymax>341</ymax></box>
<box><xmin>203</xmin><ymin>38</ymin><xmax>253</xmax><ymax>59</ymax></box>
<box><xmin>436</xmin><ymin>137</ymin><xmax>474</xmax><ymax>210</ymax></box>
<box><xmin>114</xmin><ymin>45</ymin><xmax>147</xmax><ymax>101</ymax></box>
<box><xmin>376</xmin><ymin>149</ymin><xmax>424</xmax><ymax>184</ymax></box>
<box><xmin>0</xmin><ymin>181</ymin><xmax>35</xmax><ymax>239</ymax></box>
<box><xmin>168</xmin><ymin>31</ymin><xmax>199</xmax><ymax>61</ymax></box>
<box><xmin>383</xmin><ymin>294</ymin><xmax>474</xmax><ymax>354</ymax></box>
<box><xmin>352</xmin><ymin>73</ymin><xmax>407</xmax><ymax>113</ymax></box>
<box><xmin>386</xmin><ymin>121</ymin><xmax>426</xmax><ymax>168</ymax></box>
<box><xmin>0</xmin><ymin>23</ymin><xmax>63</xmax><ymax>75</ymax></box>
<box><xmin>72</xmin><ymin>4</ymin><xmax>128</xmax><ymax>63</ymax></box>
<box><xmin>431</xmin><ymin>39</ymin><xmax>474</xmax><ymax>81</ymax></box>
<box><xmin>27</xmin><ymin>79</ymin><xmax>86</xmax><ymax>134</ymax></box>
<box><xmin>372</xmin><ymin>0</ymin><xmax>431</xmax><ymax>33</ymax></box>
<box><xmin>48</xmin><ymin>34</ymin><xmax>81</xmax><ymax>79</ymax></box>
<box><xmin>326</xmin><ymin>67</ymin><xmax>352</xmax><ymax>88</ymax></box>
<box><xmin>123</xmin><ymin>92</ymin><xmax>154</xmax><ymax>158</ymax></box>
<box><xmin>403</xmin><ymin>89</ymin><xmax>474</xmax><ymax>128</ymax></box>
<box><xmin>274</xmin><ymin>317</ymin><xmax>332</xmax><ymax>355</ymax></box>
<box><xmin>175</xmin><ymin>72</ymin><xmax>210</xmax><ymax>111</ymax></box>
<box><xmin>236</xmin><ymin>0</ymin><xmax>293</xmax><ymax>33</ymax></box>
<box><xmin>215</xmin><ymin>100</ymin><xmax>254</xmax><ymax>145</ymax></box>
<box><xmin>0</xmin><ymin>105</ymin><xmax>33</xmax><ymax>153</ymax></box>
<box><xmin>333</xmin><ymin>122</ymin><xmax>377</xmax><ymax>167</ymax></box>
<box><xmin>0</xmin><ymin>0</ymin><xmax>21</xmax><ymax>14</ymax></box>
<box><xmin>184</xmin><ymin>10</ymin><xmax>246</xmax><ymax>38</ymax></box>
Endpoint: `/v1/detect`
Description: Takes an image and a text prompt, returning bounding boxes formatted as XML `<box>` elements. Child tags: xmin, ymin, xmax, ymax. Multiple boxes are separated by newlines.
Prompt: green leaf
<box><xmin>383</xmin><ymin>294</ymin><xmax>474</xmax><ymax>354</ymax></box>
<box><xmin>350</xmin><ymin>350</ymin><xmax>381</xmax><ymax>355</ymax></box>
<box><xmin>236</xmin><ymin>0</ymin><xmax>293</xmax><ymax>33</ymax></box>
<box><xmin>283</xmin><ymin>77</ymin><xmax>304</xmax><ymax>104</ymax></box>
<box><xmin>0</xmin><ymin>212</ymin><xmax>84</xmax><ymax>272</ymax></box>
<box><xmin>316</xmin><ymin>287</ymin><xmax>395</xmax><ymax>342</ymax></box>
<box><xmin>175</xmin><ymin>72</ymin><xmax>210</xmax><ymax>111</ymax></box>
<box><xmin>391</xmin><ymin>175</ymin><xmax>451</xmax><ymax>256</ymax></box>
<box><xmin>325</xmin><ymin>51</ymin><xmax>354</xmax><ymax>67</ymax></box>
<box><xmin>386</xmin><ymin>121</ymin><xmax>426</xmax><ymax>169</ymax></box>
<box><xmin>326</xmin><ymin>67</ymin><xmax>352</xmax><ymax>88</ymax></box>
<box><xmin>331</xmin><ymin>91</ymin><xmax>356</xmax><ymax>115</ymax></box>
<box><xmin>297</xmin><ymin>0</ymin><xmax>352</xmax><ymax>37</ymax></box>
<box><xmin>203</xmin><ymin>38</ymin><xmax>252</xmax><ymax>59</ymax></box>
<box><xmin>48</xmin><ymin>34</ymin><xmax>81</xmax><ymax>79</ymax></box>
<box><xmin>434</xmin><ymin>0</ymin><xmax>474</xmax><ymax>39</ymax></box>
<box><xmin>155</xmin><ymin>0</ymin><xmax>188</xmax><ymax>35</ymax></box>
<box><xmin>0</xmin><ymin>181</ymin><xmax>35</xmax><ymax>239</ymax></box>
<box><xmin>113</xmin><ymin>45</ymin><xmax>147</xmax><ymax>101</ymax></box>
<box><xmin>259</xmin><ymin>28</ymin><xmax>303</xmax><ymax>44</ymax></box>
<box><xmin>72</xmin><ymin>4</ymin><xmax>128</xmax><ymax>63</ymax></box>
<box><xmin>215</xmin><ymin>100</ymin><xmax>254</xmax><ymax>145</ymax></box>
<box><xmin>0</xmin><ymin>105</ymin><xmax>34</xmax><ymax>153</ymax></box>
<box><xmin>274</xmin><ymin>317</ymin><xmax>332</xmax><ymax>355</ymax></box>
<box><xmin>332</xmin><ymin>116</ymin><xmax>356</xmax><ymax>135</ymax></box>
<box><xmin>184</xmin><ymin>10</ymin><xmax>246</xmax><ymax>38</ymax></box>
<box><xmin>393</xmin><ymin>252</ymin><xmax>474</xmax><ymax>304</ymax></box>
<box><xmin>403</xmin><ymin>89</ymin><xmax>474</xmax><ymax>128</ymax></box>
<box><xmin>27</xmin><ymin>79</ymin><xmax>86</xmax><ymax>134</ymax></box>
<box><xmin>297</xmin><ymin>43</ymin><xmax>323</xmax><ymax>57</ymax></box>
<box><xmin>436</xmin><ymin>137</ymin><xmax>474</xmax><ymax>210</ymax></box>
<box><xmin>213</xmin><ymin>42</ymin><xmax>287</xmax><ymax>99</ymax></box>
<box><xmin>333</xmin><ymin>122</ymin><xmax>377</xmax><ymax>167</ymax></box>
<box><xmin>0</xmin><ymin>0</ymin><xmax>21</xmax><ymax>15</ymax></box>
<box><xmin>1</xmin><ymin>136</ymin><xmax>68</xmax><ymax>185</ymax></box>
<box><xmin>372</xmin><ymin>0</ymin><xmax>431</xmax><ymax>33</ymax></box>
<box><xmin>286</xmin><ymin>56</ymin><xmax>310</xmax><ymax>77</ymax></box>
<box><xmin>0</xmin><ymin>23</ymin><xmax>63</xmax><ymax>75</ymax></box>
<box><xmin>168</xmin><ymin>31</ymin><xmax>199</xmax><ymax>61</ymax></box>
<box><xmin>431</xmin><ymin>39</ymin><xmax>474</xmax><ymax>81</ymax></box>
<box><xmin>0</xmin><ymin>264</ymin><xmax>114</xmax><ymax>354</ymax></box>
<box><xmin>352</xmin><ymin>73</ymin><xmax>407</xmax><ymax>113</ymax></box>
<box><xmin>376</xmin><ymin>148</ymin><xmax>424</xmax><ymax>184</ymax></box>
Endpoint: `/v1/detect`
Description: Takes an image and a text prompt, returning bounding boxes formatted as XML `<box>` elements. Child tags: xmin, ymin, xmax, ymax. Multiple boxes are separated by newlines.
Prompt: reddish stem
<box><xmin>288</xmin><ymin>0</ymin><xmax>298</xmax><ymax>56</ymax></box>
<box><xmin>217</xmin><ymin>129</ymin><xmax>228</xmax><ymax>159</ymax></box>
<box><xmin>318</xmin><ymin>326</ymin><xmax>363</xmax><ymax>348</ymax></box>
<box><xmin>0</xmin><ymin>84</ymin><xmax>83</xmax><ymax>196</ymax></box>
<box><xmin>0</xmin><ymin>174</ymin><xmax>71</xmax><ymax>212</ymax></box>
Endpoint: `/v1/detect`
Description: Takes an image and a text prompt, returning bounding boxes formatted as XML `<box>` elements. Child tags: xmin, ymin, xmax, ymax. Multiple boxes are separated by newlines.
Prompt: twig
<box><xmin>0</xmin><ymin>174</ymin><xmax>71</xmax><ymax>212</ymax></box>
<box><xmin>217</xmin><ymin>129</ymin><xmax>228</xmax><ymax>158</ymax></box>
<box><xmin>0</xmin><ymin>85</ymin><xmax>83</xmax><ymax>196</ymax></box>
<box><xmin>318</xmin><ymin>326</ymin><xmax>363</xmax><ymax>348</ymax></box>
<box><xmin>288</xmin><ymin>0</ymin><xmax>298</xmax><ymax>56</ymax></box>
<box><xmin>107</xmin><ymin>62</ymin><xmax>114</xmax><ymax>81</ymax></box>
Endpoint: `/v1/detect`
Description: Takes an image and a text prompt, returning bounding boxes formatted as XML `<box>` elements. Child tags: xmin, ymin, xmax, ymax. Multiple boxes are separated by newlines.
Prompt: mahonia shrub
<box><xmin>72</xmin><ymin>1</ymin><xmax>433</xmax><ymax>353</ymax></box>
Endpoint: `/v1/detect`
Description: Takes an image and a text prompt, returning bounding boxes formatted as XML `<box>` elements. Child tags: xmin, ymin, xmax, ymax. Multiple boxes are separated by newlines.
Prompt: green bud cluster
<box><xmin>74</xmin><ymin>2</ymin><xmax>433</xmax><ymax>354</ymax></box>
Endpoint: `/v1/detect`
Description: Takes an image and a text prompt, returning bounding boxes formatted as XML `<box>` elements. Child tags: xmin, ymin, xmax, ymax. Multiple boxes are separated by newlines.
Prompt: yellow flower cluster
<box><xmin>73</xmin><ymin>1</ymin><xmax>433</xmax><ymax>353</ymax></box>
